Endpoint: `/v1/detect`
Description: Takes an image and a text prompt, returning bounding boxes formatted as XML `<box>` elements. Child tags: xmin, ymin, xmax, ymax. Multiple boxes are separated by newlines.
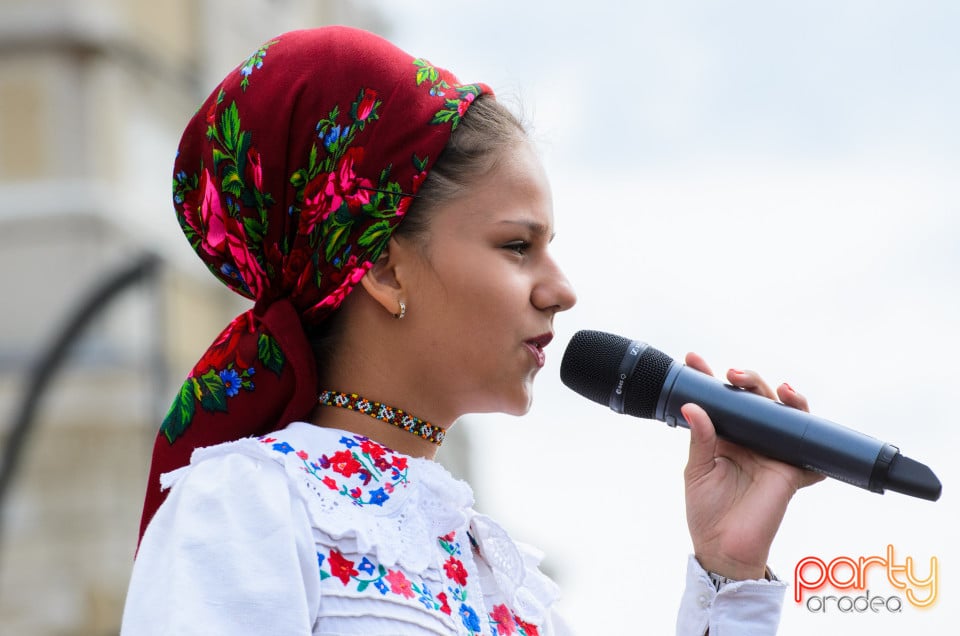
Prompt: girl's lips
<box><xmin>524</xmin><ymin>333</ymin><xmax>553</xmax><ymax>368</ymax></box>
<box><xmin>524</xmin><ymin>341</ymin><xmax>546</xmax><ymax>368</ymax></box>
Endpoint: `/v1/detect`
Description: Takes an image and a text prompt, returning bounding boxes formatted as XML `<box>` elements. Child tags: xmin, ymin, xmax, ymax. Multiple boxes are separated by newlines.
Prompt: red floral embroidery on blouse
<box><xmin>385</xmin><ymin>569</ymin><xmax>416</xmax><ymax>599</ymax></box>
<box><xmin>491</xmin><ymin>604</ymin><xmax>517</xmax><ymax>635</ymax></box>
<box><xmin>328</xmin><ymin>449</ymin><xmax>362</xmax><ymax>477</ymax></box>
<box><xmin>516</xmin><ymin>617</ymin><xmax>540</xmax><ymax>636</ymax></box>
<box><xmin>328</xmin><ymin>549</ymin><xmax>359</xmax><ymax>585</ymax></box>
<box><xmin>360</xmin><ymin>438</ymin><xmax>386</xmax><ymax>460</ymax></box>
<box><xmin>443</xmin><ymin>556</ymin><xmax>469</xmax><ymax>586</ymax></box>
<box><xmin>437</xmin><ymin>591</ymin><xmax>452</xmax><ymax>615</ymax></box>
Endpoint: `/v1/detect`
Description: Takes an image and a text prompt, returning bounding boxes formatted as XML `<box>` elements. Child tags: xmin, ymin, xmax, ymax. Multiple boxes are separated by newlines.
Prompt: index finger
<box><xmin>684</xmin><ymin>351</ymin><xmax>715</xmax><ymax>377</ymax></box>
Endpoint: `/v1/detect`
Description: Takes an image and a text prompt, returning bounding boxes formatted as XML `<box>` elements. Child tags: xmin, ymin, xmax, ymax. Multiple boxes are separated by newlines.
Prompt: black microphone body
<box><xmin>656</xmin><ymin>364</ymin><xmax>896</xmax><ymax>491</ymax></box>
<box><xmin>560</xmin><ymin>330</ymin><xmax>941</xmax><ymax>501</ymax></box>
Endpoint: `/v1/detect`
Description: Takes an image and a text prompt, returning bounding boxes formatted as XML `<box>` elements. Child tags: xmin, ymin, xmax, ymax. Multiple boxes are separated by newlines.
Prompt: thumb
<box><xmin>683</xmin><ymin>403</ymin><xmax>718</xmax><ymax>481</ymax></box>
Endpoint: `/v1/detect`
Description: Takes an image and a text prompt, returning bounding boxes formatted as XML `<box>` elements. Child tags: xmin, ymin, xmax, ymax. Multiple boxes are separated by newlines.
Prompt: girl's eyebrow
<box><xmin>497</xmin><ymin>219</ymin><xmax>556</xmax><ymax>241</ymax></box>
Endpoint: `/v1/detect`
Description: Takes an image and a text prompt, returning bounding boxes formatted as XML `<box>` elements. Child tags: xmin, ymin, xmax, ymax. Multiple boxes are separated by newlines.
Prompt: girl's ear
<box><xmin>359</xmin><ymin>237</ymin><xmax>411</xmax><ymax>317</ymax></box>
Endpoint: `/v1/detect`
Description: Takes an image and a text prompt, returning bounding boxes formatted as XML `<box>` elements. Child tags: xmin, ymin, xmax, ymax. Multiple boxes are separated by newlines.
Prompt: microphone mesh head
<box><xmin>624</xmin><ymin>346</ymin><xmax>673</xmax><ymax>418</ymax></box>
<box><xmin>560</xmin><ymin>330</ymin><xmax>630</xmax><ymax>406</ymax></box>
<box><xmin>561</xmin><ymin>330</ymin><xmax>675</xmax><ymax>419</ymax></box>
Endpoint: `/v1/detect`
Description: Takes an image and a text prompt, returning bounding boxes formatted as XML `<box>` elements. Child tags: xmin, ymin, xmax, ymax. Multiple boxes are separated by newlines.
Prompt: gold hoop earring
<box><xmin>393</xmin><ymin>300</ymin><xmax>406</xmax><ymax>320</ymax></box>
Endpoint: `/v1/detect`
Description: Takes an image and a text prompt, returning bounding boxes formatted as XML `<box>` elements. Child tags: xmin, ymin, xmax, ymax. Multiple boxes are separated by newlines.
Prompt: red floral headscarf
<box><xmin>139</xmin><ymin>26</ymin><xmax>491</xmax><ymax>541</ymax></box>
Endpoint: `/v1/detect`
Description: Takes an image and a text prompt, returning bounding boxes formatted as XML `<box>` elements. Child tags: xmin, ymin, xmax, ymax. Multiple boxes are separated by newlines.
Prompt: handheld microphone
<box><xmin>560</xmin><ymin>330</ymin><xmax>941</xmax><ymax>501</ymax></box>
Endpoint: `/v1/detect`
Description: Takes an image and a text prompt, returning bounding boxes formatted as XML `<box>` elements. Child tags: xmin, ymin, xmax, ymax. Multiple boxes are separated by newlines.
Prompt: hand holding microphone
<box><xmin>560</xmin><ymin>329</ymin><xmax>942</xmax><ymax>501</ymax></box>
<box><xmin>679</xmin><ymin>350</ymin><xmax>825</xmax><ymax>580</ymax></box>
<box><xmin>561</xmin><ymin>329</ymin><xmax>942</xmax><ymax>581</ymax></box>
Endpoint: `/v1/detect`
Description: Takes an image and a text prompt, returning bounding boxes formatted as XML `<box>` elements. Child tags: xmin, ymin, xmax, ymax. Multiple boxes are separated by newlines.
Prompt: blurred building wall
<box><xmin>0</xmin><ymin>2</ymin><xmax>401</xmax><ymax>634</ymax></box>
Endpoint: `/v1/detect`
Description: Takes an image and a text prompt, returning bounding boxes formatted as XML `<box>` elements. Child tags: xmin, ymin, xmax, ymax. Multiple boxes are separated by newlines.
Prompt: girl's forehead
<box><xmin>438</xmin><ymin>143</ymin><xmax>553</xmax><ymax>229</ymax></box>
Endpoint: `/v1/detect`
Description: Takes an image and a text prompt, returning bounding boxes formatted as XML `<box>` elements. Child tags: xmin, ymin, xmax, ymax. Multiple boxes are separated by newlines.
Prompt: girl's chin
<box><xmin>503</xmin><ymin>387</ymin><xmax>535</xmax><ymax>416</ymax></box>
<box><xmin>474</xmin><ymin>390</ymin><xmax>534</xmax><ymax>418</ymax></box>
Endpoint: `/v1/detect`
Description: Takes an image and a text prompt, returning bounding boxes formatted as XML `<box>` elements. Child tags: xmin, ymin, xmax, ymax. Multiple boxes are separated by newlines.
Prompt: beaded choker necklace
<box><xmin>317</xmin><ymin>390</ymin><xmax>446</xmax><ymax>446</ymax></box>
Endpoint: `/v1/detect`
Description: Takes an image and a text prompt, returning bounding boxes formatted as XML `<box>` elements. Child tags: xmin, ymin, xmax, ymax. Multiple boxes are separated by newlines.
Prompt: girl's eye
<box><xmin>503</xmin><ymin>241</ymin><xmax>531</xmax><ymax>255</ymax></box>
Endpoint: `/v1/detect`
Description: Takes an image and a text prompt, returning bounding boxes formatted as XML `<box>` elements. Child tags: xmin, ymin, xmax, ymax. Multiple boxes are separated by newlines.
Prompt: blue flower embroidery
<box><xmin>417</xmin><ymin>583</ymin><xmax>436</xmax><ymax>610</ymax></box>
<box><xmin>323</xmin><ymin>124</ymin><xmax>341</xmax><ymax>149</ymax></box>
<box><xmin>219</xmin><ymin>368</ymin><xmax>241</xmax><ymax>397</ymax></box>
<box><xmin>340</xmin><ymin>436</ymin><xmax>360</xmax><ymax>449</ymax></box>
<box><xmin>459</xmin><ymin>604</ymin><xmax>481</xmax><ymax>632</ymax></box>
<box><xmin>358</xmin><ymin>557</ymin><xmax>376</xmax><ymax>575</ymax></box>
<box><xmin>368</xmin><ymin>487</ymin><xmax>389</xmax><ymax>506</ymax></box>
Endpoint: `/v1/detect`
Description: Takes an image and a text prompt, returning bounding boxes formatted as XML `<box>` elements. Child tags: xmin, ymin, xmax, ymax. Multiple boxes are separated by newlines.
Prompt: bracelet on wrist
<box><xmin>707</xmin><ymin>566</ymin><xmax>775</xmax><ymax>590</ymax></box>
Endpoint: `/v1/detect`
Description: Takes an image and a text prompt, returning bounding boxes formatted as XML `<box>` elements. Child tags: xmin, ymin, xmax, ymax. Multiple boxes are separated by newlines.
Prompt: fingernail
<box><xmin>783</xmin><ymin>383</ymin><xmax>795</xmax><ymax>393</ymax></box>
<box><xmin>730</xmin><ymin>368</ymin><xmax>745</xmax><ymax>375</ymax></box>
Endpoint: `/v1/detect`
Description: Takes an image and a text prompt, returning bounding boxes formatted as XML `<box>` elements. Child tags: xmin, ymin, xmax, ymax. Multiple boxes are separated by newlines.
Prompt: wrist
<box><xmin>695</xmin><ymin>554</ymin><xmax>767</xmax><ymax>582</ymax></box>
<box><xmin>706</xmin><ymin>565</ymin><xmax>775</xmax><ymax>590</ymax></box>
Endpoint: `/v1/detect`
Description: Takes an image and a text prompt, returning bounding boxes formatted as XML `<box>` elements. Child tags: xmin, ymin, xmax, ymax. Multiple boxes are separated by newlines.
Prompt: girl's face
<box><xmin>397</xmin><ymin>139</ymin><xmax>577</xmax><ymax>420</ymax></box>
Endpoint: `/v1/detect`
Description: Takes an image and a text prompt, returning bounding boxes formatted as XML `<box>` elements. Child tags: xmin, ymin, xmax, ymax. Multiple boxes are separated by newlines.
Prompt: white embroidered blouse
<box><xmin>121</xmin><ymin>421</ymin><xmax>786</xmax><ymax>635</ymax></box>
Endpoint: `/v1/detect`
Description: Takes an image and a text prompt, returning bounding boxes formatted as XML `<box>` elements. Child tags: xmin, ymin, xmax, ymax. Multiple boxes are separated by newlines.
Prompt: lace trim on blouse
<box><xmin>160</xmin><ymin>422</ymin><xmax>560</xmax><ymax>626</ymax></box>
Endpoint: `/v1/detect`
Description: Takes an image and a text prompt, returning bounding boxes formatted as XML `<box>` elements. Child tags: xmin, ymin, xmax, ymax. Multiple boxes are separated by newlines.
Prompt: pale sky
<box><xmin>366</xmin><ymin>1</ymin><xmax>960</xmax><ymax>633</ymax></box>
